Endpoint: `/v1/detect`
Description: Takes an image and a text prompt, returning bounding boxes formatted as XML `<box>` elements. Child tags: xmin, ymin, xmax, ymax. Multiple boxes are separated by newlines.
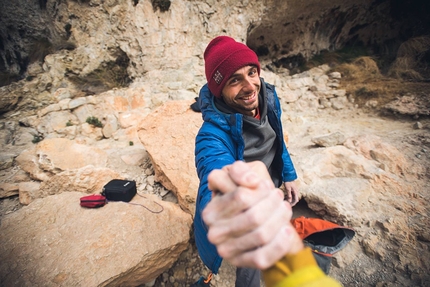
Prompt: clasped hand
<box><xmin>202</xmin><ymin>161</ymin><xmax>303</xmax><ymax>270</ymax></box>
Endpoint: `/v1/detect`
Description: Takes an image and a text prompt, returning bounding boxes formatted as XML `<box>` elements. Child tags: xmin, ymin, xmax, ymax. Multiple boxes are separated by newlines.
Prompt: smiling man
<box><xmin>194</xmin><ymin>36</ymin><xmax>299</xmax><ymax>287</ymax></box>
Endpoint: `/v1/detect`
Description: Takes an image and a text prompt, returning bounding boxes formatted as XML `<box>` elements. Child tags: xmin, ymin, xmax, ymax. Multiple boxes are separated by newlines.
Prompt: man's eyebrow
<box><xmin>229</xmin><ymin>66</ymin><xmax>257</xmax><ymax>79</ymax></box>
<box><xmin>229</xmin><ymin>73</ymin><xmax>241</xmax><ymax>79</ymax></box>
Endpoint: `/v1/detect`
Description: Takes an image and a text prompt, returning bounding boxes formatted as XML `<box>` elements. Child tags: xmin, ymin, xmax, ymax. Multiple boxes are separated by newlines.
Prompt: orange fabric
<box><xmin>291</xmin><ymin>216</ymin><xmax>342</xmax><ymax>240</ymax></box>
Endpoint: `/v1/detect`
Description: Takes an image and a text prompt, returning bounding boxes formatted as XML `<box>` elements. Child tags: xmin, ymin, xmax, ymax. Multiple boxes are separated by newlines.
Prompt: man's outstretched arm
<box><xmin>203</xmin><ymin>161</ymin><xmax>341</xmax><ymax>287</ymax></box>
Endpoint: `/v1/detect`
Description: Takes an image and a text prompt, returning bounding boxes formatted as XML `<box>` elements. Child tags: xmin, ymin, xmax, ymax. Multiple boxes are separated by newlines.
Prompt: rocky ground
<box><xmin>0</xmin><ymin>67</ymin><xmax>429</xmax><ymax>287</ymax></box>
<box><xmin>150</xmin><ymin>100</ymin><xmax>430</xmax><ymax>287</ymax></box>
<box><xmin>1</xmin><ymin>1</ymin><xmax>429</xmax><ymax>286</ymax></box>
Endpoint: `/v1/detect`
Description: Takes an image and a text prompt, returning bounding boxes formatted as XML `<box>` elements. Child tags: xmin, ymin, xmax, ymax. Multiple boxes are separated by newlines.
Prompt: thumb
<box><xmin>284</xmin><ymin>183</ymin><xmax>292</xmax><ymax>202</ymax></box>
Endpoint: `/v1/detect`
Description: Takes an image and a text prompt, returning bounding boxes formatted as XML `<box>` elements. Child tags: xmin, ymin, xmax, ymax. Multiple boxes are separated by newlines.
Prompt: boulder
<box><xmin>311</xmin><ymin>131</ymin><xmax>346</xmax><ymax>147</ymax></box>
<box><xmin>0</xmin><ymin>192</ymin><xmax>192</xmax><ymax>286</ymax></box>
<box><xmin>15</xmin><ymin>138</ymin><xmax>108</xmax><ymax>181</ymax></box>
<box><xmin>138</xmin><ymin>100</ymin><xmax>201</xmax><ymax>215</ymax></box>
<box><xmin>343</xmin><ymin>134</ymin><xmax>410</xmax><ymax>176</ymax></box>
<box><xmin>38</xmin><ymin>165</ymin><xmax>121</xmax><ymax>196</ymax></box>
<box><xmin>0</xmin><ymin>182</ymin><xmax>19</xmax><ymax>199</ymax></box>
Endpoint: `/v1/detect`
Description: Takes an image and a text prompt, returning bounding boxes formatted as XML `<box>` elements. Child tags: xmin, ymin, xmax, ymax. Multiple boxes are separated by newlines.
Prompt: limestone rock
<box><xmin>0</xmin><ymin>183</ymin><xmax>19</xmax><ymax>199</ymax></box>
<box><xmin>0</xmin><ymin>0</ymin><xmax>428</xmax><ymax>285</ymax></box>
<box><xmin>15</xmin><ymin>138</ymin><xmax>108</xmax><ymax>181</ymax></box>
<box><xmin>311</xmin><ymin>131</ymin><xmax>346</xmax><ymax>147</ymax></box>
<box><xmin>0</xmin><ymin>192</ymin><xmax>192</xmax><ymax>286</ymax></box>
<box><xmin>120</xmin><ymin>147</ymin><xmax>148</xmax><ymax>166</ymax></box>
<box><xmin>0</xmin><ymin>153</ymin><xmax>15</xmax><ymax>170</ymax></box>
<box><xmin>80</xmin><ymin>122</ymin><xmax>104</xmax><ymax>140</ymax></box>
<box><xmin>102</xmin><ymin>114</ymin><xmax>119</xmax><ymax>138</ymax></box>
<box><xmin>343</xmin><ymin>134</ymin><xmax>410</xmax><ymax>176</ymax></box>
<box><xmin>18</xmin><ymin>181</ymin><xmax>41</xmax><ymax>205</ymax></box>
<box><xmin>138</xmin><ymin>100</ymin><xmax>201</xmax><ymax>215</ymax></box>
<box><xmin>36</xmin><ymin>111</ymin><xmax>78</xmax><ymax>134</ymax></box>
<box><xmin>38</xmin><ymin>165</ymin><xmax>121</xmax><ymax>197</ymax></box>
<box><xmin>12</xmin><ymin>127</ymin><xmax>39</xmax><ymax>147</ymax></box>
<box><xmin>303</xmin><ymin>177</ymin><xmax>374</xmax><ymax>226</ymax></box>
<box><xmin>0</xmin><ymin>83</ymin><xmax>24</xmax><ymax>113</ymax></box>
<box><xmin>301</xmin><ymin>145</ymin><xmax>382</xmax><ymax>182</ymax></box>
<box><xmin>383</xmin><ymin>94</ymin><xmax>430</xmax><ymax>116</ymax></box>
<box><xmin>14</xmin><ymin>145</ymin><xmax>50</xmax><ymax>182</ymax></box>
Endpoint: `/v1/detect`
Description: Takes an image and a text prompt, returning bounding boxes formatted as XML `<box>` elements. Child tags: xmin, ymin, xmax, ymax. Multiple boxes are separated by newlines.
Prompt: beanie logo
<box><xmin>213</xmin><ymin>70</ymin><xmax>223</xmax><ymax>84</ymax></box>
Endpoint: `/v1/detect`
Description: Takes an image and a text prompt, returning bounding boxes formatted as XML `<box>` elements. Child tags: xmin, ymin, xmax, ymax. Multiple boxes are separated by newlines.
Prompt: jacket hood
<box><xmin>199</xmin><ymin>83</ymin><xmax>239</xmax><ymax>132</ymax></box>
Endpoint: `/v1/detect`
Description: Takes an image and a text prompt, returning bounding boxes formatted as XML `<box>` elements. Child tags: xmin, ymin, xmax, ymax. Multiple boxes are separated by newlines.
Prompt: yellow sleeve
<box><xmin>262</xmin><ymin>247</ymin><xmax>343</xmax><ymax>287</ymax></box>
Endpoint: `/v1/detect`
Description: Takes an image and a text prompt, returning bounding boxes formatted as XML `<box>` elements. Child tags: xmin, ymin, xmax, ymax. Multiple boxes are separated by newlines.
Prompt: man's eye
<box><xmin>249</xmin><ymin>69</ymin><xmax>257</xmax><ymax>76</ymax></box>
<box><xmin>229</xmin><ymin>78</ymin><xmax>239</xmax><ymax>84</ymax></box>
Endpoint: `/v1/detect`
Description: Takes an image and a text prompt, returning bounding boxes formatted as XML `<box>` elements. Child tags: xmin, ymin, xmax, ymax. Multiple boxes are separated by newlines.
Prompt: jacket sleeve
<box><xmin>193</xmin><ymin>124</ymin><xmax>239</xmax><ymax>273</ymax></box>
<box><xmin>273</xmin><ymin>88</ymin><xmax>298</xmax><ymax>182</ymax></box>
<box><xmin>281</xmin><ymin>139</ymin><xmax>297</xmax><ymax>182</ymax></box>
<box><xmin>194</xmin><ymin>123</ymin><xmax>237</xmax><ymax>216</ymax></box>
<box><xmin>262</xmin><ymin>247</ymin><xmax>342</xmax><ymax>287</ymax></box>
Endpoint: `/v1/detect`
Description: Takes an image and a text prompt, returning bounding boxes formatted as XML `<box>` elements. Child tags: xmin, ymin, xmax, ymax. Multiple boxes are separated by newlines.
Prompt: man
<box><xmin>203</xmin><ymin>160</ymin><xmax>342</xmax><ymax>287</ymax></box>
<box><xmin>194</xmin><ymin>36</ymin><xmax>299</xmax><ymax>287</ymax></box>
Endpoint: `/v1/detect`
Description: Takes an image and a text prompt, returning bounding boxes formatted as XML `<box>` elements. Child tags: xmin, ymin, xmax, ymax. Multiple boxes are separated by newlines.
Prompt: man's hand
<box><xmin>283</xmin><ymin>181</ymin><xmax>299</xmax><ymax>206</ymax></box>
<box><xmin>203</xmin><ymin>161</ymin><xmax>303</xmax><ymax>270</ymax></box>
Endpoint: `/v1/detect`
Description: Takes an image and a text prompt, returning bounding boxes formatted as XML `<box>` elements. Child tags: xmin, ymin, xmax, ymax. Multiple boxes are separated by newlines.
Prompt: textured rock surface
<box><xmin>0</xmin><ymin>0</ymin><xmax>429</xmax><ymax>286</ymax></box>
<box><xmin>0</xmin><ymin>192</ymin><xmax>192</xmax><ymax>287</ymax></box>
<box><xmin>138</xmin><ymin>100</ymin><xmax>201</xmax><ymax>215</ymax></box>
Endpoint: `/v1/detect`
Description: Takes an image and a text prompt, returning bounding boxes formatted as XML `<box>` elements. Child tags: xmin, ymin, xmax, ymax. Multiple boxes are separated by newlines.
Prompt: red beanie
<box><xmin>204</xmin><ymin>36</ymin><xmax>261</xmax><ymax>98</ymax></box>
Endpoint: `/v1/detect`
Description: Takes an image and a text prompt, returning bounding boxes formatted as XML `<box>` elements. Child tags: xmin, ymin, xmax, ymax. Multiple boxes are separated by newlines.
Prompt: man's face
<box><xmin>221</xmin><ymin>65</ymin><xmax>260</xmax><ymax>116</ymax></box>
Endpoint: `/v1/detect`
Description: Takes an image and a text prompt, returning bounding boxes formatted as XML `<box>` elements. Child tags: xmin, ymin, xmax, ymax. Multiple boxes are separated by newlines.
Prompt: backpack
<box><xmin>291</xmin><ymin>216</ymin><xmax>355</xmax><ymax>274</ymax></box>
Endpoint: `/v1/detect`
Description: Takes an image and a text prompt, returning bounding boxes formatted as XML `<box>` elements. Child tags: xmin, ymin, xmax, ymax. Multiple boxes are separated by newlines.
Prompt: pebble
<box><xmin>413</xmin><ymin>122</ymin><xmax>423</xmax><ymax>129</ymax></box>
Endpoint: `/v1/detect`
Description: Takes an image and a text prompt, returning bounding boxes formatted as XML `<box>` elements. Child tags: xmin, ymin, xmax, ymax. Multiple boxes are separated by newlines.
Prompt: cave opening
<box><xmin>246</xmin><ymin>0</ymin><xmax>430</xmax><ymax>79</ymax></box>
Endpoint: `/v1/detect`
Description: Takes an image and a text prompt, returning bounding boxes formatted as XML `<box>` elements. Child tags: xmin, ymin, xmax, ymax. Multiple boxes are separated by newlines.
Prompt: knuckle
<box><xmin>253</xmin><ymin>252</ymin><xmax>270</xmax><ymax>270</ymax></box>
<box><xmin>201</xmin><ymin>209</ymin><xmax>211</xmax><ymax>223</ymax></box>
<box><xmin>207</xmin><ymin>228</ymin><xmax>224</xmax><ymax>245</ymax></box>
<box><xmin>207</xmin><ymin>170</ymin><xmax>217</xmax><ymax>184</ymax></box>
<box><xmin>206</xmin><ymin>230</ymin><xmax>217</xmax><ymax>244</ymax></box>
<box><xmin>232</xmin><ymin>188</ymin><xmax>249</xmax><ymax>206</ymax></box>
<box><xmin>217</xmin><ymin>245</ymin><xmax>230</xmax><ymax>258</ymax></box>
<box><xmin>245</xmin><ymin>211</ymin><xmax>263</xmax><ymax>228</ymax></box>
<box><xmin>253</xmin><ymin>229</ymin><xmax>270</xmax><ymax>245</ymax></box>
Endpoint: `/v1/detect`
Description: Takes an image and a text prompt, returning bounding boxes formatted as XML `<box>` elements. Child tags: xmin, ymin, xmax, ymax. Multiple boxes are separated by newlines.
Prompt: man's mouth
<box><xmin>238</xmin><ymin>92</ymin><xmax>257</xmax><ymax>104</ymax></box>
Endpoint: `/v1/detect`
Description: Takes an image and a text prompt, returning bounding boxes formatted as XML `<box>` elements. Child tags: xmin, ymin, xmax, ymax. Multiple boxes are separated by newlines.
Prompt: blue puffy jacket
<box><xmin>194</xmin><ymin>79</ymin><xmax>297</xmax><ymax>274</ymax></box>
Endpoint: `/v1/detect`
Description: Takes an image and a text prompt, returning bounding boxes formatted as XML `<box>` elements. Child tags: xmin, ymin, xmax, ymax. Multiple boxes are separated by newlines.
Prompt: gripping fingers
<box><xmin>205</xmin><ymin>187</ymin><xmax>266</xmax><ymax>242</ymax></box>
<box><xmin>228</xmin><ymin>224</ymin><xmax>298</xmax><ymax>269</ymax></box>
<box><xmin>207</xmin><ymin>169</ymin><xmax>237</xmax><ymax>196</ymax></box>
<box><xmin>204</xmin><ymin>178</ymin><xmax>277</xmax><ymax>227</ymax></box>
<box><xmin>208</xmin><ymin>187</ymin><xmax>289</xmax><ymax>250</ymax></box>
<box><xmin>215</xmin><ymin>195</ymin><xmax>292</xmax><ymax>258</ymax></box>
<box><xmin>227</xmin><ymin>161</ymin><xmax>271</xmax><ymax>188</ymax></box>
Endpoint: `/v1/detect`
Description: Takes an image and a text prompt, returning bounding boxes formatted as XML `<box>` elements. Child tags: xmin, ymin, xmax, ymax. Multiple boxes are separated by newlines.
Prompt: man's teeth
<box><xmin>242</xmin><ymin>93</ymin><xmax>254</xmax><ymax>100</ymax></box>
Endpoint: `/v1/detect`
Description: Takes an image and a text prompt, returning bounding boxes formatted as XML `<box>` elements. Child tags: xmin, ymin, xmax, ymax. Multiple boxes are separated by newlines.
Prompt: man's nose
<box><xmin>242</xmin><ymin>76</ymin><xmax>254</xmax><ymax>92</ymax></box>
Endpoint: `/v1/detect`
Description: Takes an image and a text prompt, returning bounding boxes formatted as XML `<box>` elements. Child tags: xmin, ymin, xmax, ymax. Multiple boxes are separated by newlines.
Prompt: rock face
<box><xmin>247</xmin><ymin>0</ymin><xmax>423</xmax><ymax>67</ymax></box>
<box><xmin>0</xmin><ymin>192</ymin><xmax>192</xmax><ymax>287</ymax></box>
<box><xmin>0</xmin><ymin>0</ymin><xmax>429</xmax><ymax>286</ymax></box>
<box><xmin>0</xmin><ymin>60</ymin><xmax>429</xmax><ymax>286</ymax></box>
<box><xmin>138</xmin><ymin>100</ymin><xmax>202</xmax><ymax>215</ymax></box>
<box><xmin>16</xmin><ymin>138</ymin><xmax>108</xmax><ymax>179</ymax></box>
<box><xmin>1</xmin><ymin>0</ymin><xmax>428</xmax><ymax>89</ymax></box>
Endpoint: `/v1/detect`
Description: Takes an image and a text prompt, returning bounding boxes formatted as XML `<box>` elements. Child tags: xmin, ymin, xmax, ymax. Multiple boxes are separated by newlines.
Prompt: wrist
<box><xmin>286</xmin><ymin>229</ymin><xmax>305</xmax><ymax>255</ymax></box>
